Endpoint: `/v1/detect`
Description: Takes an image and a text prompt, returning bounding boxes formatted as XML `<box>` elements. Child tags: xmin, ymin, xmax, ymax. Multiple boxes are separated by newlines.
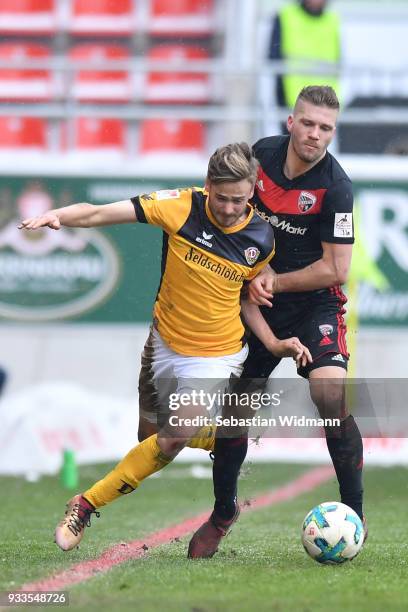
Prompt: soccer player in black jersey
<box><xmin>189</xmin><ymin>86</ymin><xmax>366</xmax><ymax>559</ymax></box>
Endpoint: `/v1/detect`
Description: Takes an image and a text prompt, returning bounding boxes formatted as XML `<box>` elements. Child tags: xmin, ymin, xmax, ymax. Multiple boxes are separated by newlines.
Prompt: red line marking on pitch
<box><xmin>22</xmin><ymin>465</ymin><xmax>334</xmax><ymax>592</ymax></box>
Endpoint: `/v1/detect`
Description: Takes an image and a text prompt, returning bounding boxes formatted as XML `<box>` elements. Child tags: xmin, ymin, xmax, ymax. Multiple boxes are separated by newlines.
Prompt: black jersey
<box><xmin>252</xmin><ymin>136</ymin><xmax>354</xmax><ymax>281</ymax></box>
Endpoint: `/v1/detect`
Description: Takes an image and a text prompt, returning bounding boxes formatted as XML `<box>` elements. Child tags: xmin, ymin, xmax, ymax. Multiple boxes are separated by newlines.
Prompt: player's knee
<box><xmin>310</xmin><ymin>386</ymin><xmax>346</xmax><ymax>420</ymax></box>
<box><xmin>158</xmin><ymin>437</ymin><xmax>186</xmax><ymax>456</ymax></box>
<box><xmin>138</xmin><ymin>419</ymin><xmax>158</xmax><ymax>442</ymax></box>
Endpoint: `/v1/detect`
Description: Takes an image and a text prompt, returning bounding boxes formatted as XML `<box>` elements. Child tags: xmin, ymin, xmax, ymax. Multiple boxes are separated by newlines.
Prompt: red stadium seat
<box><xmin>140</xmin><ymin>119</ymin><xmax>205</xmax><ymax>154</ymax></box>
<box><xmin>149</xmin><ymin>0</ymin><xmax>214</xmax><ymax>37</ymax></box>
<box><xmin>70</xmin><ymin>0</ymin><xmax>133</xmax><ymax>36</ymax></box>
<box><xmin>0</xmin><ymin>43</ymin><xmax>55</xmax><ymax>102</ymax></box>
<box><xmin>69</xmin><ymin>44</ymin><xmax>132</xmax><ymax>103</ymax></box>
<box><xmin>0</xmin><ymin>0</ymin><xmax>56</xmax><ymax>35</ymax></box>
<box><xmin>62</xmin><ymin>117</ymin><xmax>126</xmax><ymax>153</ymax></box>
<box><xmin>0</xmin><ymin>117</ymin><xmax>47</xmax><ymax>149</ymax></box>
<box><xmin>145</xmin><ymin>45</ymin><xmax>210</xmax><ymax>104</ymax></box>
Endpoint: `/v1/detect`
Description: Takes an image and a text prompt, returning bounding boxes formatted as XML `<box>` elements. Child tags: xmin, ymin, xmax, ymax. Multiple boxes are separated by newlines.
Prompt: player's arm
<box><xmin>249</xmin><ymin>179</ymin><xmax>354</xmax><ymax>305</ymax></box>
<box><xmin>274</xmin><ymin>242</ymin><xmax>352</xmax><ymax>293</ymax></box>
<box><xmin>18</xmin><ymin>199</ymin><xmax>137</xmax><ymax>231</ymax></box>
<box><xmin>240</xmin><ymin>299</ymin><xmax>312</xmax><ymax>367</ymax></box>
<box><xmin>248</xmin><ymin>243</ymin><xmax>352</xmax><ymax>306</ymax></box>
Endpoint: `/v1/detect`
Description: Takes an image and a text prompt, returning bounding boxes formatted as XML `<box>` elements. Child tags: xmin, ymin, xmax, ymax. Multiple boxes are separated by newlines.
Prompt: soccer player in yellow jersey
<box><xmin>19</xmin><ymin>142</ymin><xmax>311</xmax><ymax>553</ymax></box>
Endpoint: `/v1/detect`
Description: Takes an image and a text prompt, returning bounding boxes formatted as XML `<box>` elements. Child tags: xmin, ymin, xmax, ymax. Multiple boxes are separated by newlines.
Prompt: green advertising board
<box><xmin>0</xmin><ymin>176</ymin><xmax>407</xmax><ymax>326</ymax></box>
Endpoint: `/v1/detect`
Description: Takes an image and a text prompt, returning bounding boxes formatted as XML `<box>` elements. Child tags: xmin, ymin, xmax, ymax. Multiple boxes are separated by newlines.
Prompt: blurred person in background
<box><xmin>268</xmin><ymin>0</ymin><xmax>341</xmax><ymax>130</ymax></box>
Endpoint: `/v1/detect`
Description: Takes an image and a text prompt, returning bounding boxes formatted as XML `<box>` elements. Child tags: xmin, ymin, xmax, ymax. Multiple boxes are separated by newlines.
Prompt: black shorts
<box><xmin>242</xmin><ymin>287</ymin><xmax>349</xmax><ymax>380</ymax></box>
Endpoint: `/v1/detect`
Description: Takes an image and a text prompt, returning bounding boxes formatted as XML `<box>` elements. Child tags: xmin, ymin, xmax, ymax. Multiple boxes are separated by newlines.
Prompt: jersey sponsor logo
<box><xmin>155</xmin><ymin>189</ymin><xmax>180</xmax><ymax>200</ymax></box>
<box><xmin>331</xmin><ymin>353</ymin><xmax>345</xmax><ymax>363</ymax></box>
<box><xmin>185</xmin><ymin>246</ymin><xmax>245</xmax><ymax>282</ymax></box>
<box><xmin>298</xmin><ymin>191</ymin><xmax>317</xmax><ymax>213</ymax></box>
<box><xmin>140</xmin><ymin>193</ymin><xmax>154</xmax><ymax>200</ymax></box>
<box><xmin>195</xmin><ymin>230</ymin><xmax>213</xmax><ymax>248</ymax></box>
<box><xmin>257</xmin><ymin>179</ymin><xmax>265</xmax><ymax>192</ymax></box>
<box><xmin>334</xmin><ymin>212</ymin><xmax>353</xmax><ymax>238</ymax></box>
<box><xmin>319</xmin><ymin>324</ymin><xmax>334</xmax><ymax>346</ymax></box>
<box><xmin>275</xmin><ymin>218</ymin><xmax>307</xmax><ymax>236</ymax></box>
<box><xmin>255</xmin><ymin>206</ymin><xmax>308</xmax><ymax>235</ymax></box>
<box><xmin>244</xmin><ymin>247</ymin><xmax>260</xmax><ymax>265</ymax></box>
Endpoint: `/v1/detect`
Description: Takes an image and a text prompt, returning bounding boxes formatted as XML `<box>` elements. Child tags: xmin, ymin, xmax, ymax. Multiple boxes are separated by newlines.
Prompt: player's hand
<box><xmin>18</xmin><ymin>212</ymin><xmax>61</xmax><ymax>231</ymax></box>
<box><xmin>248</xmin><ymin>267</ymin><xmax>276</xmax><ymax>307</ymax></box>
<box><xmin>269</xmin><ymin>337</ymin><xmax>313</xmax><ymax>368</ymax></box>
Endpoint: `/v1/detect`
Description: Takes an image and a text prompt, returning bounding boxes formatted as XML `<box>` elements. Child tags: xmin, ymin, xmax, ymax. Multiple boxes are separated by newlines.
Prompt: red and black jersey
<box><xmin>252</xmin><ymin>135</ymin><xmax>354</xmax><ymax>279</ymax></box>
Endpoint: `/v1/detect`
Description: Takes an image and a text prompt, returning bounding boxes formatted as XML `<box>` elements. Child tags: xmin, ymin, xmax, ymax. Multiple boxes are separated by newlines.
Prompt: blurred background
<box><xmin>1</xmin><ymin>0</ymin><xmax>408</xmax><ymax>477</ymax></box>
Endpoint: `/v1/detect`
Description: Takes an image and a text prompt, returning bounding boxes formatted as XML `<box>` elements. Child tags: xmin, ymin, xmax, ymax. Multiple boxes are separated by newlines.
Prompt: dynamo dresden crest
<box><xmin>244</xmin><ymin>247</ymin><xmax>260</xmax><ymax>265</ymax></box>
<box><xmin>298</xmin><ymin>191</ymin><xmax>317</xmax><ymax>213</ymax></box>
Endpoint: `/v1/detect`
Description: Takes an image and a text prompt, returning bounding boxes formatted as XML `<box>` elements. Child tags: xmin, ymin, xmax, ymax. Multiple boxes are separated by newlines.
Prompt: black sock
<box><xmin>325</xmin><ymin>415</ymin><xmax>364</xmax><ymax>519</ymax></box>
<box><xmin>213</xmin><ymin>435</ymin><xmax>248</xmax><ymax>520</ymax></box>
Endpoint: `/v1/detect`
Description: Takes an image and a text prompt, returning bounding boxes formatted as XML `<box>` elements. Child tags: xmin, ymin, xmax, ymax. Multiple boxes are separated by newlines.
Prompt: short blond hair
<box><xmin>207</xmin><ymin>142</ymin><xmax>259</xmax><ymax>185</ymax></box>
<box><xmin>295</xmin><ymin>85</ymin><xmax>340</xmax><ymax>111</ymax></box>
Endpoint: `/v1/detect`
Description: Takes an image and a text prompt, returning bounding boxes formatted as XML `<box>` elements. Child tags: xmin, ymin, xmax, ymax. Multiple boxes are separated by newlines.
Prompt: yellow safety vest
<box><xmin>280</xmin><ymin>3</ymin><xmax>340</xmax><ymax>107</ymax></box>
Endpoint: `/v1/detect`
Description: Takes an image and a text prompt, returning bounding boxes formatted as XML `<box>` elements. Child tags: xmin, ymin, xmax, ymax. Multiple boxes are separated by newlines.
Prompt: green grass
<box><xmin>2</xmin><ymin>461</ymin><xmax>408</xmax><ymax>611</ymax></box>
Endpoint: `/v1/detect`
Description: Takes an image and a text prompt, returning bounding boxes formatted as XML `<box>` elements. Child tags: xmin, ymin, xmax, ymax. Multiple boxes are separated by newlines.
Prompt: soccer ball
<box><xmin>301</xmin><ymin>501</ymin><xmax>364</xmax><ymax>564</ymax></box>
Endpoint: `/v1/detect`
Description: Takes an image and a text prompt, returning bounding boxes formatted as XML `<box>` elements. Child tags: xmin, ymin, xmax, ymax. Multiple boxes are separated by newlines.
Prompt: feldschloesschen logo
<box><xmin>0</xmin><ymin>185</ymin><xmax>120</xmax><ymax>321</ymax></box>
<box><xmin>298</xmin><ymin>191</ymin><xmax>317</xmax><ymax>213</ymax></box>
<box><xmin>244</xmin><ymin>247</ymin><xmax>260</xmax><ymax>265</ymax></box>
<box><xmin>195</xmin><ymin>230</ymin><xmax>213</xmax><ymax>248</ymax></box>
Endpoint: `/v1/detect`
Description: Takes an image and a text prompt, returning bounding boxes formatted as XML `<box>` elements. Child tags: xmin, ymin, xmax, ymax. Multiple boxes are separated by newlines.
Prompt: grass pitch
<box><xmin>2</xmin><ymin>460</ymin><xmax>408</xmax><ymax>611</ymax></box>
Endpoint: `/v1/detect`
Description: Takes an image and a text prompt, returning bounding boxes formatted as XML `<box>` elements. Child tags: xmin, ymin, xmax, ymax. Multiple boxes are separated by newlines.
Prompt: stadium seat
<box><xmin>140</xmin><ymin>119</ymin><xmax>205</xmax><ymax>154</ymax></box>
<box><xmin>145</xmin><ymin>45</ymin><xmax>210</xmax><ymax>104</ymax></box>
<box><xmin>0</xmin><ymin>43</ymin><xmax>56</xmax><ymax>102</ymax></box>
<box><xmin>0</xmin><ymin>0</ymin><xmax>56</xmax><ymax>35</ymax></box>
<box><xmin>69</xmin><ymin>44</ymin><xmax>132</xmax><ymax>103</ymax></box>
<box><xmin>0</xmin><ymin>117</ymin><xmax>47</xmax><ymax>150</ymax></box>
<box><xmin>149</xmin><ymin>0</ymin><xmax>214</xmax><ymax>37</ymax></box>
<box><xmin>62</xmin><ymin>117</ymin><xmax>126</xmax><ymax>154</ymax></box>
<box><xmin>70</xmin><ymin>0</ymin><xmax>133</xmax><ymax>36</ymax></box>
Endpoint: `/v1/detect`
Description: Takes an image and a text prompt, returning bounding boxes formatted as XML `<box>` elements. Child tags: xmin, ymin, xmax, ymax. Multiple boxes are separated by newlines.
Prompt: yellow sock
<box><xmin>187</xmin><ymin>425</ymin><xmax>216</xmax><ymax>452</ymax></box>
<box><xmin>83</xmin><ymin>434</ymin><xmax>172</xmax><ymax>508</ymax></box>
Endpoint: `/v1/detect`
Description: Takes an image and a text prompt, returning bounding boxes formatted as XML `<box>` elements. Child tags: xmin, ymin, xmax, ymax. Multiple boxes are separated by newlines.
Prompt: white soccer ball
<box><xmin>301</xmin><ymin>501</ymin><xmax>364</xmax><ymax>564</ymax></box>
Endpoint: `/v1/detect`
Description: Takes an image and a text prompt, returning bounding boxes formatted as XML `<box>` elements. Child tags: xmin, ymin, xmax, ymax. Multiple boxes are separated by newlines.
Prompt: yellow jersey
<box><xmin>132</xmin><ymin>187</ymin><xmax>275</xmax><ymax>356</ymax></box>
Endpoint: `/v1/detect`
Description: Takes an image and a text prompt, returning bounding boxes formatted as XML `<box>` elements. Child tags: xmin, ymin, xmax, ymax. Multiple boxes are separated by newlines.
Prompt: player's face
<box><xmin>206</xmin><ymin>179</ymin><xmax>254</xmax><ymax>228</ymax></box>
<box><xmin>304</xmin><ymin>0</ymin><xmax>327</xmax><ymax>11</ymax></box>
<box><xmin>287</xmin><ymin>101</ymin><xmax>337</xmax><ymax>164</ymax></box>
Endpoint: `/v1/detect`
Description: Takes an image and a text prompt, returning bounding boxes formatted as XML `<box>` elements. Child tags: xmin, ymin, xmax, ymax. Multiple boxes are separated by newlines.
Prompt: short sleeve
<box><xmin>131</xmin><ymin>188</ymin><xmax>192</xmax><ymax>235</ymax></box>
<box><xmin>246</xmin><ymin>245</ymin><xmax>275</xmax><ymax>281</ymax></box>
<box><xmin>320</xmin><ymin>180</ymin><xmax>355</xmax><ymax>244</ymax></box>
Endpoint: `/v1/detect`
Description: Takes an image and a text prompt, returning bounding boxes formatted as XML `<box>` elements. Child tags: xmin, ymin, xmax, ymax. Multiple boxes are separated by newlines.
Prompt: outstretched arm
<box><xmin>18</xmin><ymin>199</ymin><xmax>137</xmax><ymax>230</ymax></box>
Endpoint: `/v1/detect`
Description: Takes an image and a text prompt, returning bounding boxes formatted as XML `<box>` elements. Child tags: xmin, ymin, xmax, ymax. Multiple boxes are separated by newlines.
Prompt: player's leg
<box><xmin>138</xmin><ymin>328</ymin><xmax>215</xmax><ymax>449</ymax></box>
<box><xmin>213</xmin><ymin>333</ymin><xmax>281</xmax><ymax>519</ymax></box>
<box><xmin>296</xmin><ymin>296</ymin><xmax>364</xmax><ymax>524</ymax></box>
<box><xmin>55</xmin><ymin>329</ymin><xmax>194</xmax><ymax>551</ymax></box>
<box><xmin>55</xmin><ymin>332</ymin><xmax>245</xmax><ymax>551</ymax></box>
<box><xmin>188</xmin><ymin>333</ymin><xmax>281</xmax><ymax>559</ymax></box>
<box><xmin>308</xmin><ymin>365</ymin><xmax>364</xmax><ymax>521</ymax></box>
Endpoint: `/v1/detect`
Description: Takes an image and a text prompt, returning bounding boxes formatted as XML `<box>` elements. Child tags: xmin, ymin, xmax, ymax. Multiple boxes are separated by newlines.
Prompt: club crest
<box><xmin>298</xmin><ymin>191</ymin><xmax>317</xmax><ymax>213</ymax></box>
<box><xmin>244</xmin><ymin>247</ymin><xmax>260</xmax><ymax>265</ymax></box>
